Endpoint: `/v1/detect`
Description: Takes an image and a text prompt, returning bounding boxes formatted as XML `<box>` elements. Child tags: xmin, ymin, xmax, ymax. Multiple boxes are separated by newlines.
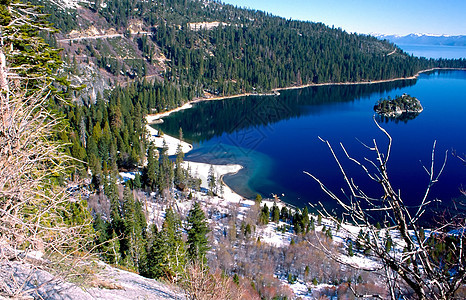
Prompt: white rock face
<box><xmin>48</xmin><ymin>0</ymin><xmax>85</xmax><ymax>9</ymax></box>
<box><xmin>0</xmin><ymin>259</ymin><xmax>185</xmax><ymax>299</ymax></box>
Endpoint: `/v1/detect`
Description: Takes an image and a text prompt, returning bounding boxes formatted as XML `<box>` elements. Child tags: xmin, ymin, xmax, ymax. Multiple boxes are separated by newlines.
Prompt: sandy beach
<box><xmin>182</xmin><ymin>161</ymin><xmax>244</xmax><ymax>203</ymax></box>
<box><xmin>145</xmin><ymin>102</ymin><xmax>193</xmax><ymax>124</ymax></box>
<box><xmin>145</xmin><ymin>107</ymin><xmax>247</xmax><ymax>202</ymax></box>
<box><xmin>145</xmin><ymin>122</ymin><xmax>192</xmax><ymax>157</ymax></box>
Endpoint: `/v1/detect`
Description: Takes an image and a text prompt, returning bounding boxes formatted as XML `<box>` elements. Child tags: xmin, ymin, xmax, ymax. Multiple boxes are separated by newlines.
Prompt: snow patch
<box><xmin>182</xmin><ymin>161</ymin><xmax>243</xmax><ymax>203</ymax></box>
<box><xmin>256</xmin><ymin>221</ymin><xmax>294</xmax><ymax>248</ymax></box>
<box><xmin>287</xmin><ymin>280</ymin><xmax>312</xmax><ymax>299</ymax></box>
<box><xmin>49</xmin><ymin>0</ymin><xmax>86</xmax><ymax>10</ymax></box>
<box><xmin>146</xmin><ymin>125</ymin><xmax>193</xmax><ymax>156</ymax></box>
<box><xmin>119</xmin><ymin>171</ymin><xmax>137</xmax><ymax>182</ymax></box>
<box><xmin>146</xmin><ymin>103</ymin><xmax>193</xmax><ymax>124</ymax></box>
<box><xmin>188</xmin><ymin>21</ymin><xmax>228</xmax><ymax>31</ymax></box>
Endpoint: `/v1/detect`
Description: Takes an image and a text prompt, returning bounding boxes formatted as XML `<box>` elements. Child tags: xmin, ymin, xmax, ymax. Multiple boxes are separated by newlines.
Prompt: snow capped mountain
<box><xmin>373</xmin><ymin>33</ymin><xmax>466</xmax><ymax>46</ymax></box>
<box><xmin>409</xmin><ymin>33</ymin><xmax>451</xmax><ymax>37</ymax></box>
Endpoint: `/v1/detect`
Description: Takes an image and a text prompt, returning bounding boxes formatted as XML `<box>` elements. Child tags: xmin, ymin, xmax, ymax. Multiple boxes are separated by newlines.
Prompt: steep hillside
<box><xmin>33</xmin><ymin>0</ymin><xmax>461</xmax><ymax>104</ymax></box>
<box><xmin>34</xmin><ymin>1</ymin><xmax>166</xmax><ymax>103</ymax></box>
<box><xmin>0</xmin><ymin>258</ymin><xmax>184</xmax><ymax>299</ymax></box>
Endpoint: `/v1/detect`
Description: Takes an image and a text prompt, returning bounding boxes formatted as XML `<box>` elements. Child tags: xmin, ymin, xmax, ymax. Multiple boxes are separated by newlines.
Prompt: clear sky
<box><xmin>222</xmin><ymin>0</ymin><xmax>466</xmax><ymax>36</ymax></box>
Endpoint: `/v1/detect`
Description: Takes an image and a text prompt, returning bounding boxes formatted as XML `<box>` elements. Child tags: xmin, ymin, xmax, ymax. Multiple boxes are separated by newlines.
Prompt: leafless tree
<box><xmin>0</xmin><ymin>3</ymin><xmax>95</xmax><ymax>297</ymax></box>
<box><xmin>181</xmin><ymin>261</ymin><xmax>244</xmax><ymax>300</ymax></box>
<box><xmin>305</xmin><ymin>119</ymin><xmax>465</xmax><ymax>300</ymax></box>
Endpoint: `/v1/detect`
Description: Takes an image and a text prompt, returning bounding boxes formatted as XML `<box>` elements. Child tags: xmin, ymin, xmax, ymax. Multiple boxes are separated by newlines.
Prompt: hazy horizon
<box><xmin>223</xmin><ymin>0</ymin><xmax>466</xmax><ymax>36</ymax></box>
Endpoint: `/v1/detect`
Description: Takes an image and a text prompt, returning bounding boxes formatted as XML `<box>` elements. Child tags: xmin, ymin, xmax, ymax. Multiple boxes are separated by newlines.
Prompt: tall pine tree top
<box><xmin>186</xmin><ymin>202</ymin><xmax>210</xmax><ymax>263</ymax></box>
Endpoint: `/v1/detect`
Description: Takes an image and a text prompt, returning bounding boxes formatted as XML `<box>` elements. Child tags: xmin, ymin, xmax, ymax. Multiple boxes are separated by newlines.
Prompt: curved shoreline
<box><xmin>146</xmin><ymin>67</ymin><xmax>466</xmax><ymax>123</ymax></box>
<box><xmin>182</xmin><ymin>161</ymin><xmax>244</xmax><ymax>203</ymax></box>
<box><xmin>145</xmin><ymin>67</ymin><xmax>466</xmax><ymax>202</ymax></box>
<box><xmin>271</xmin><ymin>67</ymin><xmax>466</xmax><ymax>92</ymax></box>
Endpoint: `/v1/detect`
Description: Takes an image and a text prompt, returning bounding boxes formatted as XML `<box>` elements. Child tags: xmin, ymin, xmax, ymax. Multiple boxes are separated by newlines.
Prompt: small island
<box><xmin>374</xmin><ymin>93</ymin><xmax>423</xmax><ymax>118</ymax></box>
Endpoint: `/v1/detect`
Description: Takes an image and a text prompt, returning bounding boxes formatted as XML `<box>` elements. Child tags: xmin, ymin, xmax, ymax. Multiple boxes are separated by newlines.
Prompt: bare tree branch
<box><xmin>305</xmin><ymin>119</ymin><xmax>464</xmax><ymax>300</ymax></box>
<box><xmin>0</xmin><ymin>3</ymin><xmax>94</xmax><ymax>296</ymax></box>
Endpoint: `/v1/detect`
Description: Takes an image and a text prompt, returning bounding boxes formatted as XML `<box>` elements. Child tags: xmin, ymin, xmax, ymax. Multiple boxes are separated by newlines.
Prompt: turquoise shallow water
<box><xmin>156</xmin><ymin>70</ymin><xmax>466</xmax><ymax>218</ymax></box>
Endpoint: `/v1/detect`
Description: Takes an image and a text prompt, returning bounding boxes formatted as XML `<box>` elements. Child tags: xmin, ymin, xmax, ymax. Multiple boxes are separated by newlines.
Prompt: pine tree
<box><xmin>271</xmin><ymin>203</ymin><xmax>280</xmax><ymax>223</ymax></box>
<box><xmin>364</xmin><ymin>233</ymin><xmax>371</xmax><ymax>255</ymax></box>
<box><xmin>186</xmin><ymin>202</ymin><xmax>210</xmax><ymax>263</ymax></box>
<box><xmin>158</xmin><ymin>141</ymin><xmax>173</xmax><ymax>192</ymax></box>
<box><xmin>356</xmin><ymin>229</ymin><xmax>364</xmax><ymax>251</ymax></box>
<box><xmin>326</xmin><ymin>227</ymin><xmax>333</xmax><ymax>240</ymax></box>
<box><xmin>105</xmin><ymin>229</ymin><xmax>121</xmax><ymax>265</ymax></box>
<box><xmin>207</xmin><ymin>165</ymin><xmax>216</xmax><ymax>195</ymax></box>
<box><xmin>218</xmin><ymin>178</ymin><xmax>224</xmax><ymax>196</ymax></box>
<box><xmin>174</xmin><ymin>143</ymin><xmax>185</xmax><ymax>189</ymax></box>
<box><xmin>121</xmin><ymin>187</ymin><xmax>147</xmax><ymax>271</ymax></box>
<box><xmin>145</xmin><ymin>208</ymin><xmax>186</xmax><ymax>281</ymax></box>
<box><xmin>133</xmin><ymin>172</ymin><xmax>142</xmax><ymax>189</ymax></box>
<box><xmin>144</xmin><ymin>143</ymin><xmax>158</xmax><ymax>190</ymax></box>
<box><xmin>385</xmin><ymin>231</ymin><xmax>393</xmax><ymax>253</ymax></box>
<box><xmin>259</xmin><ymin>204</ymin><xmax>269</xmax><ymax>225</ymax></box>
<box><xmin>1</xmin><ymin>0</ymin><xmax>64</xmax><ymax>91</ymax></box>
<box><xmin>280</xmin><ymin>206</ymin><xmax>289</xmax><ymax>221</ymax></box>
<box><xmin>348</xmin><ymin>239</ymin><xmax>354</xmax><ymax>257</ymax></box>
<box><xmin>145</xmin><ymin>230</ymin><xmax>169</xmax><ymax>279</ymax></box>
<box><xmin>419</xmin><ymin>227</ymin><xmax>425</xmax><ymax>242</ymax></box>
<box><xmin>244</xmin><ymin>223</ymin><xmax>252</xmax><ymax>237</ymax></box>
<box><xmin>293</xmin><ymin>210</ymin><xmax>303</xmax><ymax>233</ymax></box>
<box><xmin>302</xmin><ymin>206</ymin><xmax>310</xmax><ymax>229</ymax></box>
<box><xmin>255</xmin><ymin>194</ymin><xmax>262</xmax><ymax>204</ymax></box>
<box><xmin>295</xmin><ymin>222</ymin><xmax>302</xmax><ymax>234</ymax></box>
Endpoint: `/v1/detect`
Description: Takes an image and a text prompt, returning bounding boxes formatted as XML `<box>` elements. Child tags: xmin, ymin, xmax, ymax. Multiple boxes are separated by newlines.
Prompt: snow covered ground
<box><xmin>145</xmin><ymin>103</ymin><xmax>193</xmax><ymax>124</ymax></box>
<box><xmin>146</xmin><ymin>125</ymin><xmax>193</xmax><ymax>156</ymax></box>
<box><xmin>139</xmin><ymin>106</ymin><xmax>404</xmax><ymax>298</ymax></box>
<box><xmin>182</xmin><ymin>161</ymin><xmax>243</xmax><ymax>203</ymax></box>
<box><xmin>119</xmin><ymin>171</ymin><xmax>137</xmax><ymax>182</ymax></box>
<box><xmin>118</xmin><ymin>155</ymin><xmax>393</xmax><ymax>299</ymax></box>
<box><xmin>51</xmin><ymin>0</ymin><xmax>87</xmax><ymax>9</ymax></box>
<box><xmin>145</xmin><ymin>104</ymin><xmax>194</xmax><ymax>156</ymax></box>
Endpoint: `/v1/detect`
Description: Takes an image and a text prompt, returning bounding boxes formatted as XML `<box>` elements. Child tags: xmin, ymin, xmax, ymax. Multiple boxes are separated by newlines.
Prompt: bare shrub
<box><xmin>181</xmin><ymin>262</ymin><xmax>243</xmax><ymax>300</ymax></box>
<box><xmin>0</xmin><ymin>3</ymin><xmax>94</xmax><ymax>297</ymax></box>
<box><xmin>306</xmin><ymin>119</ymin><xmax>465</xmax><ymax>299</ymax></box>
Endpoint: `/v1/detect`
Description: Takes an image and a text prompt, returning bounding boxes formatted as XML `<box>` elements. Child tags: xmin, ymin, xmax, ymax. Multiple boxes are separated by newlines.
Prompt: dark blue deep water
<box><xmin>156</xmin><ymin>70</ymin><xmax>466</xmax><ymax>215</ymax></box>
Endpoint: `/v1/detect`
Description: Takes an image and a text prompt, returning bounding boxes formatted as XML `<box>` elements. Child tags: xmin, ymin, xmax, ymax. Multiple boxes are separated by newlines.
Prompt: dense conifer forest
<box><xmin>36</xmin><ymin>0</ymin><xmax>466</xmax><ymax>99</ymax></box>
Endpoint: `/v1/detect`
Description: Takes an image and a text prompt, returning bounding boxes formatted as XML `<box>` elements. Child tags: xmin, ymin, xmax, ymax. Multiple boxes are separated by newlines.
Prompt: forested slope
<box><xmin>37</xmin><ymin>0</ymin><xmax>465</xmax><ymax>106</ymax></box>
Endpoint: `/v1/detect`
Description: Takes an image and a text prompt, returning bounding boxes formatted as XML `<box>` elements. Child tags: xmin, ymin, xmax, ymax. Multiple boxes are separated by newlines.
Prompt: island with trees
<box><xmin>374</xmin><ymin>93</ymin><xmax>423</xmax><ymax>118</ymax></box>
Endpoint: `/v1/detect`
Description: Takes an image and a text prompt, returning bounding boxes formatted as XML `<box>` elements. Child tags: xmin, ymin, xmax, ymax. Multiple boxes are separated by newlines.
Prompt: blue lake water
<box><xmin>156</xmin><ymin>70</ymin><xmax>466</xmax><ymax>217</ymax></box>
<box><xmin>397</xmin><ymin>44</ymin><xmax>466</xmax><ymax>59</ymax></box>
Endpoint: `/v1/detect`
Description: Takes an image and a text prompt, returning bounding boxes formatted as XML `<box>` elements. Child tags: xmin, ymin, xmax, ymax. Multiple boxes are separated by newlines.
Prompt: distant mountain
<box><xmin>375</xmin><ymin>33</ymin><xmax>466</xmax><ymax>46</ymax></box>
